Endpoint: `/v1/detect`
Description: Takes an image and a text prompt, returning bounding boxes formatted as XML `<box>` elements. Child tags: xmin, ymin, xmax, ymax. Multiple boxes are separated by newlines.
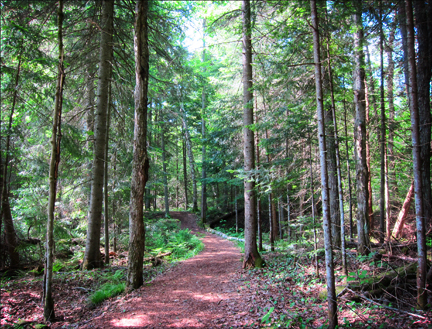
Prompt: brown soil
<box><xmin>86</xmin><ymin>211</ymin><xmax>250</xmax><ymax>328</ymax></box>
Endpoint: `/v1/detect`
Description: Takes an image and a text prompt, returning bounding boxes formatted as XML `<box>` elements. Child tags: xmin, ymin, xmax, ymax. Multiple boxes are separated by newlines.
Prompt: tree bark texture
<box><xmin>1</xmin><ymin>57</ymin><xmax>21</xmax><ymax>268</ymax></box>
<box><xmin>404</xmin><ymin>0</ymin><xmax>427</xmax><ymax>309</ymax></box>
<box><xmin>44</xmin><ymin>0</ymin><xmax>65</xmax><ymax>320</ymax></box>
<box><xmin>326</xmin><ymin>38</ymin><xmax>346</xmax><ymax>273</ymax></box>
<box><xmin>83</xmin><ymin>0</ymin><xmax>114</xmax><ymax>270</ymax></box>
<box><xmin>325</xmin><ymin>105</ymin><xmax>340</xmax><ymax>248</ymax></box>
<box><xmin>241</xmin><ymin>0</ymin><xmax>262</xmax><ymax>269</ymax></box>
<box><xmin>414</xmin><ymin>0</ymin><xmax>432</xmax><ymax>230</ymax></box>
<box><xmin>310</xmin><ymin>1</ymin><xmax>337</xmax><ymax>327</ymax></box>
<box><xmin>353</xmin><ymin>1</ymin><xmax>370</xmax><ymax>255</ymax></box>
<box><xmin>162</xmin><ymin>126</ymin><xmax>169</xmax><ymax>217</ymax></box>
<box><xmin>386</xmin><ymin>25</ymin><xmax>396</xmax><ymax>194</ymax></box>
<box><xmin>379</xmin><ymin>5</ymin><xmax>387</xmax><ymax>243</ymax></box>
<box><xmin>127</xmin><ymin>0</ymin><xmax>150</xmax><ymax>290</ymax></box>
<box><xmin>183</xmin><ymin>138</ymin><xmax>188</xmax><ymax>209</ymax></box>
<box><xmin>201</xmin><ymin>19</ymin><xmax>207</xmax><ymax>223</ymax></box>
<box><xmin>2</xmin><ymin>190</ymin><xmax>19</xmax><ymax>267</ymax></box>
<box><xmin>104</xmin><ymin>83</ymin><xmax>111</xmax><ymax>264</ymax></box>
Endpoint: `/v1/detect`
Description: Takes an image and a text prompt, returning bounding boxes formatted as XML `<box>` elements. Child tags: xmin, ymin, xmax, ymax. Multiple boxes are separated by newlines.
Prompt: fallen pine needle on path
<box><xmin>86</xmin><ymin>211</ymin><xmax>251</xmax><ymax>328</ymax></box>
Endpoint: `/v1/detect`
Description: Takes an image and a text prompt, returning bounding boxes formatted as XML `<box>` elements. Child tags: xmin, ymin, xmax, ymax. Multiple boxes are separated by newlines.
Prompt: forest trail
<box><xmin>88</xmin><ymin>212</ymin><xmax>248</xmax><ymax>328</ymax></box>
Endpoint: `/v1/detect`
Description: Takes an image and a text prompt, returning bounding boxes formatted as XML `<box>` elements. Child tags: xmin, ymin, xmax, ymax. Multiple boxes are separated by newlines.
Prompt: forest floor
<box><xmin>2</xmin><ymin>211</ymin><xmax>432</xmax><ymax>328</ymax></box>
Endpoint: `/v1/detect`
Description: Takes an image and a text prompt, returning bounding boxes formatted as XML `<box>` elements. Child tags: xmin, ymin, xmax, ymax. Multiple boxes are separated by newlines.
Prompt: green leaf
<box><xmin>261</xmin><ymin>307</ymin><xmax>274</xmax><ymax>323</ymax></box>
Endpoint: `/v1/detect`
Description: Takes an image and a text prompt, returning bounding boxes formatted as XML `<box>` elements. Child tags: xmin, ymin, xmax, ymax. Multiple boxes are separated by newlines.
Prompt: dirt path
<box><xmin>88</xmin><ymin>212</ymin><xmax>250</xmax><ymax>328</ymax></box>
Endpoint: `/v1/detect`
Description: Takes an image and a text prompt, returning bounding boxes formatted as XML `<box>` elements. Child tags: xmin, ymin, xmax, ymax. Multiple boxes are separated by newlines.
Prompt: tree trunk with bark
<box><xmin>103</xmin><ymin>82</ymin><xmax>111</xmax><ymax>265</ymax></box>
<box><xmin>379</xmin><ymin>4</ymin><xmax>387</xmax><ymax>243</ymax></box>
<box><xmin>162</xmin><ymin>125</ymin><xmax>169</xmax><ymax>217</ymax></box>
<box><xmin>241</xmin><ymin>0</ymin><xmax>262</xmax><ymax>269</ymax></box>
<box><xmin>182</xmin><ymin>138</ymin><xmax>188</xmax><ymax>210</ymax></box>
<box><xmin>201</xmin><ymin>19</ymin><xmax>207</xmax><ymax>223</ymax></box>
<box><xmin>44</xmin><ymin>0</ymin><xmax>65</xmax><ymax>320</ymax></box>
<box><xmin>353</xmin><ymin>0</ymin><xmax>370</xmax><ymax>255</ymax></box>
<box><xmin>386</xmin><ymin>24</ymin><xmax>396</xmax><ymax>194</ymax></box>
<box><xmin>310</xmin><ymin>1</ymin><xmax>337</xmax><ymax>326</ymax></box>
<box><xmin>414</xmin><ymin>0</ymin><xmax>432</xmax><ymax>231</ymax></box>
<box><xmin>127</xmin><ymin>0</ymin><xmax>150</xmax><ymax>290</ymax></box>
<box><xmin>404</xmin><ymin>0</ymin><xmax>427</xmax><ymax>309</ymax></box>
<box><xmin>83</xmin><ymin>0</ymin><xmax>114</xmax><ymax>270</ymax></box>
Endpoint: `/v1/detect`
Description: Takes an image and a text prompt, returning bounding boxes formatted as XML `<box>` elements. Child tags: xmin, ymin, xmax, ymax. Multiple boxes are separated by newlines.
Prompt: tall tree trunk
<box><xmin>162</xmin><ymin>125</ymin><xmax>169</xmax><ymax>217</ymax></box>
<box><xmin>287</xmin><ymin>190</ymin><xmax>291</xmax><ymax>240</ymax></box>
<box><xmin>0</xmin><ymin>56</ymin><xmax>21</xmax><ymax>269</ymax></box>
<box><xmin>112</xmin><ymin>150</ymin><xmax>117</xmax><ymax>253</ymax></box>
<box><xmin>127</xmin><ymin>0</ymin><xmax>150</xmax><ymax>290</ymax></box>
<box><xmin>268</xmin><ymin>194</ymin><xmax>274</xmax><ymax>251</ymax></box>
<box><xmin>386</xmin><ymin>25</ymin><xmax>396</xmax><ymax>195</ymax></box>
<box><xmin>310</xmin><ymin>1</ymin><xmax>337</xmax><ymax>326</ymax></box>
<box><xmin>343</xmin><ymin>102</ymin><xmax>353</xmax><ymax>241</ymax></box>
<box><xmin>326</xmin><ymin>33</ymin><xmax>346</xmax><ymax>273</ymax></box>
<box><xmin>2</xmin><ymin>190</ymin><xmax>19</xmax><ymax>267</ymax></box>
<box><xmin>241</xmin><ymin>0</ymin><xmax>262</xmax><ymax>269</ymax></box>
<box><xmin>256</xmin><ymin>132</ymin><xmax>263</xmax><ymax>251</ymax></box>
<box><xmin>182</xmin><ymin>138</ymin><xmax>188</xmax><ymax>209</ymax></box>
<box><xmin>404</xmin><ymin>0</ymin><xmax>427</xmax><ymax>309</ymax></box>
<box><xmin>324</xmin><ymin>97</ymin><xmax>340</xmax><ymax>248</ymax></box>
<box><xmin>44</xmin><ymin>0</ymin><xmax>65</xmax><ymax>320</ymax></box>
<box><xmin>364</xmin><ymin>76</ymin><xmax>374</xmax><ymax>231</ymax></box>
<box><xmin>379</xmin><ymin>5</ymin><xmax>387</xmax><ymax>243</ymax></box>
<box><xmin>201</xmin><ymin>19</ymin><xmax>207</xmax><ymax>224</ymax></box>
<box><xmin>103</xmin><ymin>82</ymin><xmax>111</xmax><ymax>265</ymax></box>
<box><xmin>353</xmin><ymin>0</ymin><xmax>370</xmax><ymax>255</ymax></box>
<box><xmin>414</xmin><ymin>0</ymin><xmax>432</xmax><ymax>232</ymax></box>
<box><xmin>365</xmin><ymin>44</ymin><xmax>376</xmax><ymax>231</ymax></box>
<box><xmin>308</xmin><ymin>135</ymin><xmax>319</xmax><ymax>278</ymax></box>
<box><xmin>83</xmin><ymin>0</ymin><xmax>114</xmax><ymax>270</ymax></box>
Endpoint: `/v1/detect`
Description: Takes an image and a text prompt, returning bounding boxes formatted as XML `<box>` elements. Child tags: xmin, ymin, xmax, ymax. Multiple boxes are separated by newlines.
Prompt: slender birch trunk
<box><xmin>310</xmin><ymin>1</ymin><xmax>337</xmax><ymax>326</ymax></box>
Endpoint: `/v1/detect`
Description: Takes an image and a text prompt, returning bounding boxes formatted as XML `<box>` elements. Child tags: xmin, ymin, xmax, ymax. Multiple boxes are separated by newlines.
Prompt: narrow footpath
<box><xmin>88</xmin><ymin>212</ymin><xmax>250</xmax><ymax>328</ymax></box>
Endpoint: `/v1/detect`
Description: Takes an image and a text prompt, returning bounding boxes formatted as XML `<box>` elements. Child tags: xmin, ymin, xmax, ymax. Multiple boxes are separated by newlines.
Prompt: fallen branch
<box><xmin>143</xmin><ymin>252</ymin><xmax>172</xmax><ymax>263</ymax></box>
<box><xmin>346</xmin><ymin>288</ymin><xmax>427</xmax><ymax>320</ymax></box>
<box><xmin>73</xmin><ymin>287</ymin><xmax>94</xmax><ymax>293</ymax></box>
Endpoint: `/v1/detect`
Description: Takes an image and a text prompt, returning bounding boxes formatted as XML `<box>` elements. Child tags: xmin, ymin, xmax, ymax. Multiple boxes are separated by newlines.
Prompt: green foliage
<box><xmin>89</xmin><ymin>269</ymin><xmax>126</xmax><ymax>305</ymax></box>
<box><xmin>90</xmin><ymin>283</ymin><xmax>126</xmax><ymax>305</ymax></box>
<box><xmin>261</xmin><ymin>306</ymin><xmax>274</xmax><ymax>324</ymax></box>
<box><xmin>146</xmin><ymin>218</ymin><xmax>204</xmax><ymax>261</ymax></box>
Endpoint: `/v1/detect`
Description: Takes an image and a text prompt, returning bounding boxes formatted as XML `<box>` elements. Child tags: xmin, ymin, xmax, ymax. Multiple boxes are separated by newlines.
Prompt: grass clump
<box><xmin>90</xmin><ymin>282</ymin><xmax>126</xmax><ymax>305</ymax></box>
<box><xmin>89</xmin><ymin>269</ymin><xmax>126</xmax><ymax>305</ymax></box>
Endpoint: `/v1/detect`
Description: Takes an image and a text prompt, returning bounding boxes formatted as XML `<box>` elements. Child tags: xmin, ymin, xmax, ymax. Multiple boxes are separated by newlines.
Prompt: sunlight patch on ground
<box><xmin>112</xmin><ymin>314</ymin><xmax>148</xmax><ymax>327</ymax></box>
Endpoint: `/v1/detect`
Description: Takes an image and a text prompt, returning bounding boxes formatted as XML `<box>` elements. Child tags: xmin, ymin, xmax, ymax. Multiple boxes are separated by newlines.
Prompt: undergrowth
<box><xmin>146</xmin><ymin>217</ymin><xmax>204</xmax><ymax>262</ymax></box>
<box><xmin>89</xmin><ymin>270</ymin><xmax>126</xmax><ymax>305</ymax></box>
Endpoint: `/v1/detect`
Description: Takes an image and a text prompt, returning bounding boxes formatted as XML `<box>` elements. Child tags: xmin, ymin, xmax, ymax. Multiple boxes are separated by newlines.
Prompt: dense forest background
<box><xmin>1</xmin><ymin>0</ymin><xmax>431</xmax><ymax>327</ymax></box>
